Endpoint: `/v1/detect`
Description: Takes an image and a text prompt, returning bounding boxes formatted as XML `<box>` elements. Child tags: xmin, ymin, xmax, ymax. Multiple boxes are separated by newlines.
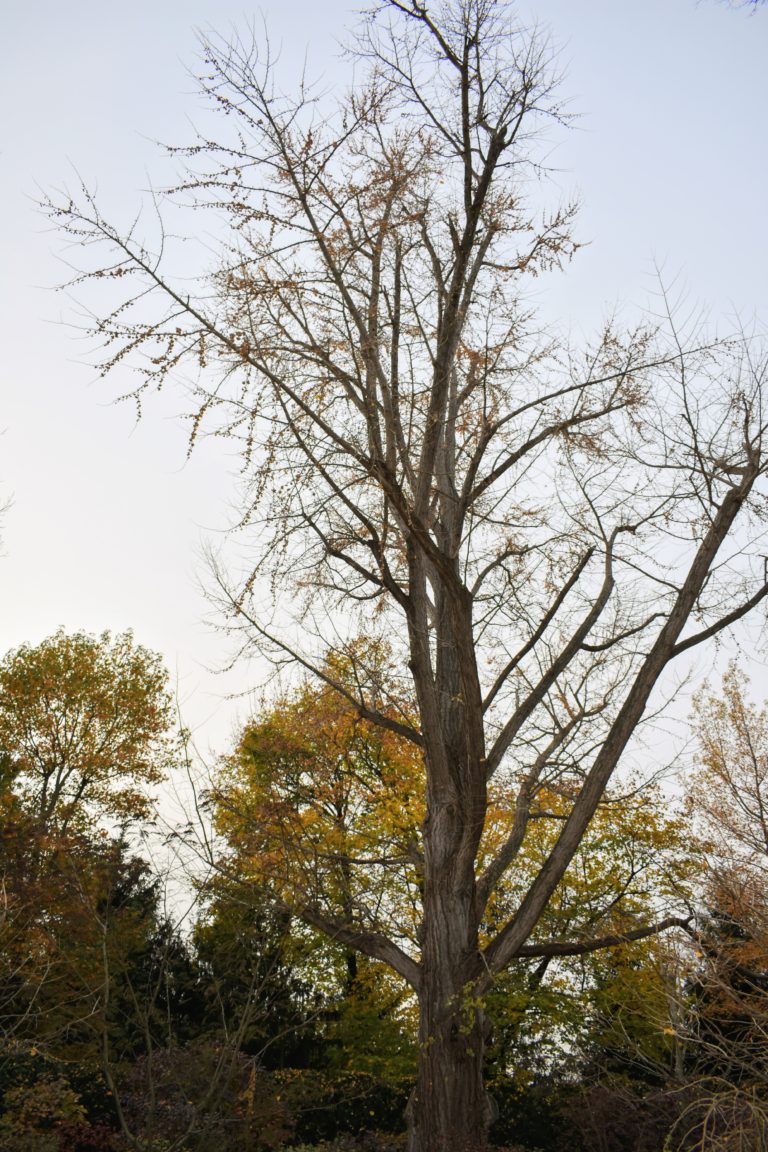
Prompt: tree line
<box><xmin>1</xmin><ymin>628</ymin><xmax>768</xmax><ymax>1151</ymax></box>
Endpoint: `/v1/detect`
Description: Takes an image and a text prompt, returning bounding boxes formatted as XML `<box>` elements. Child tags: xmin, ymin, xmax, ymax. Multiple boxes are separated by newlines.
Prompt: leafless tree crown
<box><xmin>46</xmin><ymin>0</ymin><xmax>768</xmax><ymax>989</ymax></box>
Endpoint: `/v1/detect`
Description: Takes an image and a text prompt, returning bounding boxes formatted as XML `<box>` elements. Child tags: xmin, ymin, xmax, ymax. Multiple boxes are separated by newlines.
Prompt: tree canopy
<box><xmin>0</xmin><ymin>628</ymin><xmax>174</xmax><ymax>832</ymax></box>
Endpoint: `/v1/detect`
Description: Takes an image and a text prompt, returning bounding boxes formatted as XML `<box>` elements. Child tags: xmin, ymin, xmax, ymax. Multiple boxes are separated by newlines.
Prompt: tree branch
<box><xmin>298</xmin><ymin>903</ymin><xmax>421</xmax><ymax>990</ymax></box>
<box><xmin>514</xmin><ymin>914</ymin><xmax>693</xmax><ymax>959</ymax></box>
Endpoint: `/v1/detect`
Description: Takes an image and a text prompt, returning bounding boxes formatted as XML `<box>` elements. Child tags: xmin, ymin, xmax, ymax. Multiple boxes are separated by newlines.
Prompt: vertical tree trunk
<box><xmin>409</xmin><ymin>793</ymin><xmax>490</xmax><ymax>1152</ymax></box>
<box><xmin>408</xmin><ymin>975</ymin><xmax>490</xmax><ymax>1152</ymax></box>
<box><xmin>405</xmin><ymin>548</ymin><xmax>490</xmax><ymax>1150</ymax></box>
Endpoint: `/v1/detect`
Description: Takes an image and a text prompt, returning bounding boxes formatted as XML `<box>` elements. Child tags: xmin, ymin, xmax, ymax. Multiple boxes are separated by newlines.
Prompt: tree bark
<box><xmin>409</xmin><ymin>773</ymin><xmax>489</xmax><ymax>1151</ymax></box>
<box><xmin>409</xmin><ymin>957</ymin><xmax>490</xmax><ymax>1152</ymax></box>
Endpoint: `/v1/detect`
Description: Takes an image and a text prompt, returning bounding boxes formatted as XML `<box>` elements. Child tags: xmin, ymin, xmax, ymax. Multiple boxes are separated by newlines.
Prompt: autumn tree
<box><xmin>216</xmin><ymin>650</ymin><xmax>424</xmax><ymax>974</ymax></box>
<box><xmin>0</xmin><ymin>832</ymin><xmax>162</xmax><ymax>1055</ymax></box>
<box><xmin>217</xmin><ymin>664</ymin><xmax>698</xmax><ymax>1134</ymax></box>
<box><xmin>214</xmin><ymin>655</ymin><xmax>424</xmax><ymax>1081</ymax></box>
<box><xmin>665</xmin><ymin>669</ymin><xmax>768</xmax><ymax>1150</ymax></box>
<box><xmin>0</xmin><ymin>629</ymin><xmax>174</xmax><ymax>833</ymax></box>
<box><xmin>0</xmin><ymin>630</ymin><xmax>183</xmax><ymax>1146</ymax></box>
<box><xmin>691</xmin><ymin>666</ymin><xmax>768</xmax><ymax>894</ymax></box>
<box><xmin>688</xmin><ymin>666</ymin><xmax>768</xmax><ymax>1076</ymax></box>
<box><xmin>0</xmin><ymin>628</ymin><xmax>175</xmax><ymax>1050</ymax></box>
<box><xmin>46</xmin><ymin>2</ymin><xmax>768</xmax><ymax>1147</ymax></box>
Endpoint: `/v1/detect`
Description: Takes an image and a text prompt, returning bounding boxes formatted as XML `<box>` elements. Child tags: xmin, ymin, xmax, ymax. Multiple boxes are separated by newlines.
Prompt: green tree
<box><xmin>47</xmin><ymin>3</ymin><xmax>768</xmax><ymax>1146</ymax></box>
<box><xmin>193</xmin><ymin>892</ymin><xmax>327</xmax><ymax>1071</ymax></box>
<box><xmin>482</xmin><ymin>787</ymin><xmax>695</xmax><ymax>1088</ymax></box>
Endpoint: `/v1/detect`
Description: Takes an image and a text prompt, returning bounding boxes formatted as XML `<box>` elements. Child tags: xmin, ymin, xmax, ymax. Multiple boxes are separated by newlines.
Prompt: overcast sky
<box><xmin>1</xmin><ymin>0</ymin><xmax>766</xmax><ymax>754</ymax></box>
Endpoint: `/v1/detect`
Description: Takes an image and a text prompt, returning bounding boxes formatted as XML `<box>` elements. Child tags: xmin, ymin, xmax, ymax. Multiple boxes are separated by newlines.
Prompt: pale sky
<box><xmin>2</xmin><ymin>0</ymin><xmax>767</xmax><ymax>756</ymax></box>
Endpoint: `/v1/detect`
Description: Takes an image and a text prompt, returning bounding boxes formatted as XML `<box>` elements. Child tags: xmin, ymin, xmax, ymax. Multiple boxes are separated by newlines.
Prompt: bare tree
<box><xmin>46</xmin><ymin>2</ymin><xmax>768</xmax><ymax>1147</ymax></box>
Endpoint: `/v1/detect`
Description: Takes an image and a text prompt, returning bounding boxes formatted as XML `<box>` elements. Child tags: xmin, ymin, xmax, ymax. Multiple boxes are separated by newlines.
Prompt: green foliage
<box><xmin>322</xmin><ymin>963</ymin><xmax>416</xmax><ymax>1082</ymax></box>
<box><xmin>270</xmin><ymin>1070</ymin><xmax>410</xmax><ymax>1144</ymax></box>
<box><xmin>483</xmin><ymin>781</ymin><xmax>696</xmax><ymax>947</ymax></box>
<box><xmin>480</xmin><ymin>784</ymin><xmax>695</xmax><ymax>1090</ymax></box>
<box><xmin>580</xmin><ymin>941</ymin><xmax>686</xmax><ymax>1087</ymax></box>
<box><xmin>193</xmin><ymin>895</ymin><xmax>326</xmax><ymax>1069</ymax></box>
<box><xmin>0</xmin><ymin>1047</ymin><xmax>118</xmax><ymax>1152</ymax></box>
<box><xmin>485</xmin><ymin>965</ymin><xmax>588</xmax><ymax>1085</ymax></box>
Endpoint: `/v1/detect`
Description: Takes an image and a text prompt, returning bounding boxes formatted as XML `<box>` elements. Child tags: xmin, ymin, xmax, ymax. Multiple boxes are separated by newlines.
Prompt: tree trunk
<box><xmin>409</xmin><ymin>791</ymin><xmax>490</xmax><ymax>1152</ymax></box>
<box><xmin>408</xmin><ymin>980</ymin><xmax>490</xmax><ymax>1152</ymax></box>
